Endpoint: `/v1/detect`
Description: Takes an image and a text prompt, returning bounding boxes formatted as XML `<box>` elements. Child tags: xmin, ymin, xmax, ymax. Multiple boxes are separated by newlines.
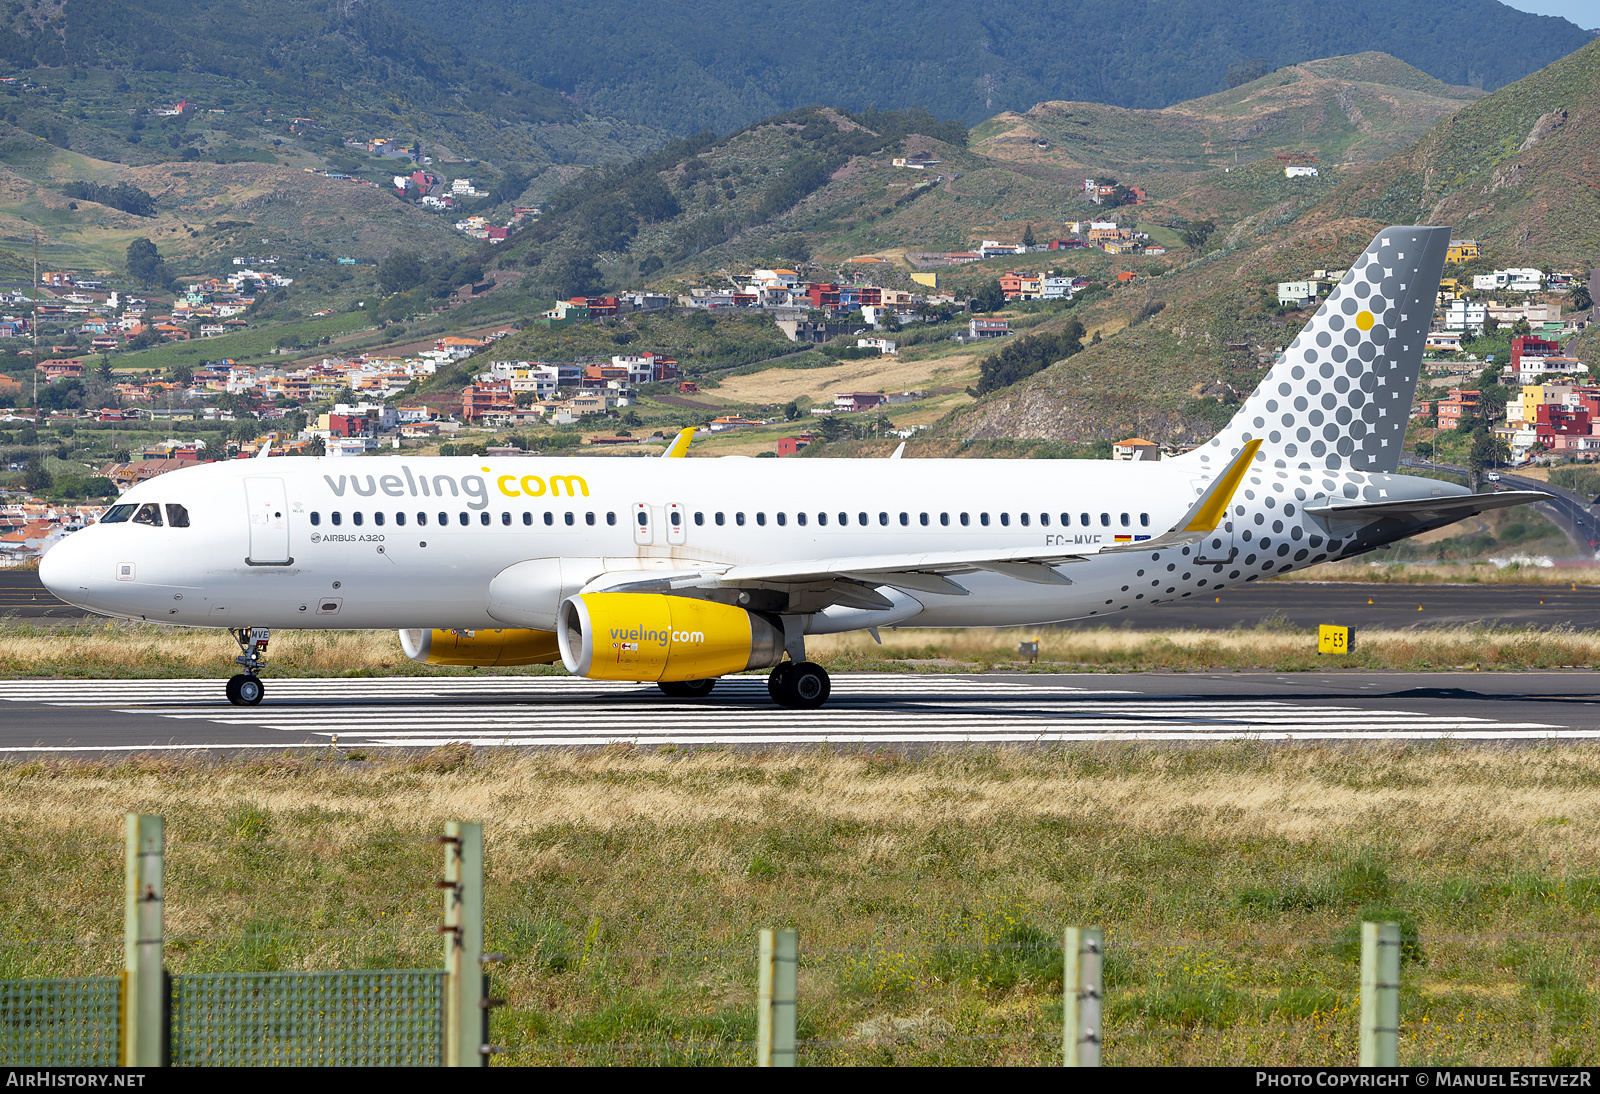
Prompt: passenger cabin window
<box><xmin>396</xmin><ymin>513</ymin><xmax>407</xmax><ymax>526</ymax></box>
<box><xmin>715</xmin><ymin>512</ymin><xmax>725</xmax><ymax>526</ymax></box>
<box><xmin>1120</xmin><ymin>513</ymin><xmax>1130</xmax><ymax>527</ymax></box>
<box><xmin>736</xmin><ymin>512</ymin><xmax>746</xmax><ymax>526</ymax></box>
<box><xmin>132</xmin><ymin>503</ymin><xmax>162</xmax><ymax>527</ymax></box>
<box><xmin>1140</xmin><ymin>513</ymin><xmax>1150</xmax><ymax>527</ymax></box>
<box><xmin>564</xmin><ymin>512</ymin><xmax>574</xmax><ymax>526</ymax></box>
<box><xmin>353</xmin><ymin>512</ymin><xmax>364</xmax><ymax>526</ymax></box>
<box><xmin>607</xmin><ymin>513</ymin><xmax>617</xmax><ymax>526</ymax></box>
<box><xmin>373</xmin><ymin>512</ymin><xmax>385</xmax><ymax>527</ymax></box>
<box><xmin>1018</xmin><ymin>513</ymin><xmax>1028</xmax><ymax>527</ymax></box>
<box><xmin>694</xmin><ymin>512</ymin><xmax>704</xmax><ymax>526</ymax></box>
<box><xmin>418</xmin><ymin>513</ymin><xmax>429</xmax><ymax>526</ymax></box>
<box><xmin>817</xmin><ymin>513</ymin><xmax>827</xmax><ymax>526</ymax></box>
<box><xmin>899</xmin><ymin>513</ymin><xmax>909</xmax><ymax>526</ymax></box>
<box><xmin>331</xmin><ymin>512</ymin><xmax>343</xmax><ymax>526</ymax></box>
<box><xmin>797</xmin><ymin>512</ymin><xmax>808</xmax><ymax>526</ymax></box>
<box><xmin>1100</xmin><ymin>513</ymin><xmax>1110</xmax><ymax>526</ymax></box>
<box><xmin>879</xmin><ymin>512</ymin><xmax>889</xmax><ymax>526</ymax></box>
<box><xmin>920</xmin><ymin>513</ymin><xmax>929</xmax><ymax>526</ymax></box>
<box><xmin>775</xmin><ymin>512</ymin><xmax>785</xmax><ymax>526</ymax></box>
<box><xmin>459</xmin><ymin>513</ymin><xmax>469</xmax><ymax>526</ymax></box>
<box><xmin>980</xmin><ymin>513</ymin><xmax>990</xmax><ymax>526</ymax></box>
<box><xmin>309</xmin><ymin>511</ymin><xmax>322</xmax><ymax>527</ymax></box>
<box><xmin>481</xmin><ymin>512</ymin><xmax>491</xmax><ymax>526</ymax></box>
<box><xmin>501</xmin><ymin>513</ymin><xmax>511</xmax><ymax>526</ymax></box>
<box><xmin>438</xmin><ymin>512</ymin><xmax>448</xmax><ymax>526</ymax></box>
<box><xmin>1040</xmin><ymin>513</ymin><xmax>1050</xmax><ymax>526</ymax></box>
<box><xmin>101</xmin><ymin>503</ymin><xmax>136</xmax><ymax>523</ymax></box>
<box><xmin>544</xmin><ymin>512</ymin><xmax>554</xmax><ymax>526</ymax></box>
<box><xmin>756</xmin><ymin>512</ymin><xmax>766</xmax><ymax>526</ymax></box>
<box><xmin>858</xmin><ymin>512</ymin><xmax>868</xmax><ymax>526</ymax></box>
<box><xmin>586</xmin><ymin>512</ymin><xmax>596</xmax><ymax>526</ymax></box>
<box><xmin>522</xmin><ymin>512</ymin><xmax>532</xmax><ymax>526</ymax></box>
<box><xmin>940</xmin><ymin>513</ymin><xmax>949</xmax><ymax>526</ymax></box>
<box><xmin>1080</xmin><ymin>513</ymin><xmax>1090</xmax><ymax>526</ymax></box>
<box><xmin>960</xmin><ymin>513</ymin><xmax>969</xmax><ymax>526</ymax></box>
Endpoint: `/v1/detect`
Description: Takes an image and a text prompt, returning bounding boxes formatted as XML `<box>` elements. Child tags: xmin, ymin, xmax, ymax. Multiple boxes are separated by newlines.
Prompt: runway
<box><xmin>8</xmin><ymin>568</ymin><xmax>1600</xmax><ymax>630</ymax></box>
<box><xmin>1</xmin><ymin>672</ymin><xmax>1598</xmax><ymax>754</ymax></box>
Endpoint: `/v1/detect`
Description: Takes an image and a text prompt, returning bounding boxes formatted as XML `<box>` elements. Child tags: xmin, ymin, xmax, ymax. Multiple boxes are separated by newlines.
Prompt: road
<box><xmin>1407</xmin><ymin>458</ymin><xmax>1600</xmax><ymax>555</ymax></box>
<box><xmin>0</xmin><ymin>672</ymin><xmax>1596</xmax><ymax>754</ymax></box>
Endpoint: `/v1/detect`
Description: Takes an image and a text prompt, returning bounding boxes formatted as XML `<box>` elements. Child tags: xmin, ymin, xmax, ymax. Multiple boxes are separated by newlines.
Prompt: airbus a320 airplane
<box><xmin>40</xmin><ymin>225</ymin><xmax>1543</xmax><ymax>708</ymax></box>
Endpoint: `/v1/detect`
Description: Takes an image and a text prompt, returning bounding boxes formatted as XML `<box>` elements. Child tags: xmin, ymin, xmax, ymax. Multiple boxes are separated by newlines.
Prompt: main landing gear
<box><xmin>768</xmin><ymin>661</ymin><xmax>831</xmax><ymax>709</ymax></box>
<box><xmin>227</xmin><ymin>627</ymin><xmax>270</xmax><ymax>706</ymax></box>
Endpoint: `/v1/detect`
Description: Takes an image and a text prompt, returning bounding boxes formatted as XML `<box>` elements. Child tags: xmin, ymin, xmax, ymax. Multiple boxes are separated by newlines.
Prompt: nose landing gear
<box><xmin>227</xmin><ymin>627</ymin><xmax>270</xmax><ymax>706</ymax></box>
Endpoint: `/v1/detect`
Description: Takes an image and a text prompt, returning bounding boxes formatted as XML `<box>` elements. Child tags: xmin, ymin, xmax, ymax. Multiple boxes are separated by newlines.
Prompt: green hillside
<box><xmin>973</xmin><ymin>54</ymin><xmax>1483</xmax><ymax>177</ymax></box>
<box><xmin>940</xmin><ymin>40</ymin><xmax>1600</xmax><ymax>449</ymax></box>
<box><xmin>1321</xmin><ymin>38</ymin><xmax>1600</xmax><ymax>267</ymax></box>
<box><xmin>390</xmin><ymin>0</ymin><xmax>1592</xmax><ymax>133</ymax></box>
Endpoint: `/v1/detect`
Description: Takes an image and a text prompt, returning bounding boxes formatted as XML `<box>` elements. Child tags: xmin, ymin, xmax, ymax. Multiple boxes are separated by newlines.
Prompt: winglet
<box><xmin>1177</xmin><ymin>441</ymin><xmax>1260</xmax><ymax>534</ymax></box>
<box><xmin>254</xmin><ymin>437</ymin><xmax>272</xmax><ymax>459</ymax></box>
<box><xmin>1180</xmin><ymin>438</ymin><xmax>1260</xmax><ymax>533</ymax></box>
<box><xmin>661</xmin><ymin>427</ymin><xmax>694</xmax><ymax>458</ymax></box>
<box><xmin>1100</xmin><ymin>438</ymin><xmax>1261</xmax><ymax>555</ymax></box>
<box><xmin>889</xmin><ymin>441</ymin><xmax>905</xmax><ymax>459</ymax></box>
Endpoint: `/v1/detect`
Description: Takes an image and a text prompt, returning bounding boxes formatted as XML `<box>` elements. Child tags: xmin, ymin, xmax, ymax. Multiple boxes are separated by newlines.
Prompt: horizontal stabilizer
<box><xmin>1305</xmin><ymin>490</ymin><xmax>1547</xmax><ymax>525</ymax></box>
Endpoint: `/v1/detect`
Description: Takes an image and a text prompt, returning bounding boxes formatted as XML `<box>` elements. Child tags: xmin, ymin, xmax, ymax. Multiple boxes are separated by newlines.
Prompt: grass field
<box><xmin>5</xmin><ymin>745</ymin><xmax>1600</xmax><ymax>1065</ymax></box>
<box><xmin>7</xmin><ymin>619</ymin><xmax>1600</xmax><ymax>677</ymax></box>
<box><xmin>113</xmin><ymin>311</ymin><xmax>373</xmax><ymax>373</ymax></box>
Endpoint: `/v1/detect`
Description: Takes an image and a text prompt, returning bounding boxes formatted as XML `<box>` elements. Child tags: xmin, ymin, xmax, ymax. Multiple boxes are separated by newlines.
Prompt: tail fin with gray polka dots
<box><xmin>1178</xmin><ymin>226</ymin><xmax>1451</xmax><ymax>477</ymax></box>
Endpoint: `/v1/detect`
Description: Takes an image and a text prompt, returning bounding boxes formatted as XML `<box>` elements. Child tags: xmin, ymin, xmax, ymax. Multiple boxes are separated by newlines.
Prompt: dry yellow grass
<box><xmin>4</xmin><ymin>619</ymin><xmax>1600</xmax><ymax>677</ymax></box>
<box><xmin>7</xmin><ymin>746</ymin><xmax>1600</xmax><ymax>1065</ymax></box>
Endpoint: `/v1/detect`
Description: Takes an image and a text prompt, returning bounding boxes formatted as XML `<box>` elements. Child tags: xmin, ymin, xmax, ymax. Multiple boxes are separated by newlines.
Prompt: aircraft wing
<box><xmin>1304</xmin><ymin>490</ymin><xmax>1547</xmax><ymax>525</ymax></box>
<box><xmin>586</xmin><ymin>438</ymin><xmax>1266</xmax><ymax>607</ymax></box>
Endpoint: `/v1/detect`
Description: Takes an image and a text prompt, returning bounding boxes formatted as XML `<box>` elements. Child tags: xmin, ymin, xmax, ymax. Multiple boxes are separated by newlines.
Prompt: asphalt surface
<box><xmin>7</xmin><ymin>569</ymin><xmax>1600</xmax><ymax>631</ymax></box>
<box><xmin>0</xmin><ymin>673</ymin><xmax>1596</xmax><ymax>754</ymax></box>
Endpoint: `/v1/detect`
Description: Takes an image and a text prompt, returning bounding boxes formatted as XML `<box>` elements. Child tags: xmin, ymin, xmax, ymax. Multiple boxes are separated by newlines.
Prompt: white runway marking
<box><xmin>0</xmin><ymin>675</ymin><xmax>1575</xmax><ymax>749</ymax></box>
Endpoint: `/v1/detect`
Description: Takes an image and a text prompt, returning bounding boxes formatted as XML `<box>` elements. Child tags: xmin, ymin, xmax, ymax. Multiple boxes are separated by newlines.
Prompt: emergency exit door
<box><xmin>244</xmin><ymin>477</ymin><xmax>292</xmax><ymax>564</ymax></box>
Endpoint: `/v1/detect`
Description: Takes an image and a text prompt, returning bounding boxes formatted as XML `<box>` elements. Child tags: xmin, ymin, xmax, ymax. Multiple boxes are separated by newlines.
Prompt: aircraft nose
<box><xmin>38</xmin><ymin>531</ymin><xmax>91</xmax><ymax>601</ymax></box>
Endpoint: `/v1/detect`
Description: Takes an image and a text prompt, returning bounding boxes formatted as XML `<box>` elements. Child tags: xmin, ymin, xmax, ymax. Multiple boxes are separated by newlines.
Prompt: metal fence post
<box><xmin>121</xmin><ymin>813</ymin><xmax>164</xmax><ymax>1067</ymax></box>
<box><xmin>1359</xmin><ymin>921</ymin><xmax>1400</xmax><ymax>1067</ymax></box>
<box><xmin>756</xmin><ymin>928</ymin><xmax>797</xmax><ymax>1067</ymax></box>
<box><xmin>1063</xmin><ymin>926</ymin><xmax>1103</xmax><ymax>1067</ymax></box>
<box><xmin>441</xmin><ymin>821</ymin><xmax>484</xmax><ymax>1067</ymax></box>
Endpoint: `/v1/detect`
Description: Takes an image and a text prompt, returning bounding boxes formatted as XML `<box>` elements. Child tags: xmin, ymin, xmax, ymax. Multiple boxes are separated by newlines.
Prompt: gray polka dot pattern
<box><xmin>1181</xmin><ymin>226</ymin><xmax>1450</xmax><ymax>477</ymax></box>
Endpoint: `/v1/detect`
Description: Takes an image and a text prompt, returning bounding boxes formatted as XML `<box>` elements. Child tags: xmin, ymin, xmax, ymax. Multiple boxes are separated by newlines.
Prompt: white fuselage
<box><xmin>39</xmin><ymin>453</ymin><xmax>1431</xmax><ymax>633</ymax></box>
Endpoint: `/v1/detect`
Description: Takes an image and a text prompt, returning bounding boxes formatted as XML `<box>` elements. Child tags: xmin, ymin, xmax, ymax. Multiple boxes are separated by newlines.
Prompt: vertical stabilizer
<box><xmin>1180</xmin><ymin>226</ymin><xmax>1450</xmax><ymax>477</ymax></box>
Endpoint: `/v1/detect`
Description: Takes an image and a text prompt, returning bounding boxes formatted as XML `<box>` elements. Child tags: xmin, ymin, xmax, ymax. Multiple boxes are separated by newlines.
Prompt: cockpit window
<box><xmin>165</xmin><ymin>504</ymin><xmax>190</xmax><ymax>528</ymax></box>
<box><xmin>101</xmin><ymin>503</ymin><xmax>136</xmax><ymax>524</ymax></box>
<box><xmin>132</xmin><ymin>503</ymin><xmax>163</xmax><ymax>527</ymax></box>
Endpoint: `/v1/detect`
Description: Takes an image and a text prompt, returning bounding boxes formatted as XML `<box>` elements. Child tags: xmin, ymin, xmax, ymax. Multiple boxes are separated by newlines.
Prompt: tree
<box><xmin>1180</xmin><ymin>219</ymin><xmax>1217</xmax><ymax>251</ymax></box>
<box><xmin>973</xmin><ymin>322</ymin><xmax>1085</xmax><ymax>395</ymax></box>
<box><xmin>1413</xmin><ymin>441</ymin><xmax>1434</xmax><ymax>460</ymax></box>
<box><xmin>1511</xmin><ymin>317</ymin><xmax>1532</xmax><ymax>336</ymax></box>
<box><xmin>1482</xmin><ymin>315</ymin><xmax>1500</xmax><ymax>337</ymax></box>
<box><xmin>378</xmin><ymin>250</ymin><xmax>427</xmax><ymax>295</ymax></box>
<box><xmin>1466</xmin><ymin>427</ymin><xmax>1509</xmax><ymax>491</ymax></box>
<box><xmin>1573</xmin><ymin>285</ymin><xmax>1593</xmax><ymax>312</ymax></box>
<box><xmin>22</xmin><ymin>458</ymin><xmax>51</xmax><ymax>494</ymax></box>
<box><xmin>125</xmin><ymin>238</ymin><xmax>170</xmax><ymax>289</ymax></box>
<box><xmin>783</xmin><ymin>401</ymin><xmax>801</xmax><ymax>421</ymax></box>
<box><xmin>971</xmin><ymin>279</ymin><xmax>1005</xmax><ymax>313</ymax></box>
<box><xmin>170</xmin><ymin>364</ymin><xmax>193</xmax><ymax>386</ymax></box>
<box><xmin>1021</xmin><ymin>223</ymin><xmax>1036</xmax><ymax>248</ymax></box>
<box><xmin>96</xmin><ymin>356</ymin><xmax>113</xmax><ymax>381</ymax></box>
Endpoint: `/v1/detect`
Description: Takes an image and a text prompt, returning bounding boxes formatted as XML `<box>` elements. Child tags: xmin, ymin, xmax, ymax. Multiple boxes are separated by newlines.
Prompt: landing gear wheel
<box><xmin>226</xmin><ymin>673</ymin><xmax>264</xmax><ymax>706</ymax></box>
<box><xmin>657</xmin><ymin>678</ymin><xmax>718</xmax><ymax>698</ymax></box>
<box><xmin>773</xmin><ymin>661</ymin><xmax>830</xmax><ymax>709</ymax></box>
<box><xmin>767</xmin><ymin>663</ymin><xmax>792</xmax><ymax>703</ymax></box>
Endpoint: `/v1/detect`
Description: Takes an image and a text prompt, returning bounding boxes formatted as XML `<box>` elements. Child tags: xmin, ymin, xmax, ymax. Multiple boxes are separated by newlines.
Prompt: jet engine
<box><xmin>399</xmin><ymin>628</ymin><xmax>563</xmax><ymax>667</ymax></box>
<box><xmin>558</xmin><ymin>593</ymin><xmax>784</xmax><ymax>682</ymax></box>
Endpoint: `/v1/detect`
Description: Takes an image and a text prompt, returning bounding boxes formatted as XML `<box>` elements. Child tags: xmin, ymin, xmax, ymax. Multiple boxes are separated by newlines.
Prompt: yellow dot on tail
<box><xmin>1356</xmin><ymin>310</ymin><xmax>1375</xmax><ymax>331</ymax></box>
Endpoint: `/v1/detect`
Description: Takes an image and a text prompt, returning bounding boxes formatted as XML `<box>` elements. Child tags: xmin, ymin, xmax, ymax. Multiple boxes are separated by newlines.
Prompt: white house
<box><xmin>1284</xmin><ymin>166</ymin><xmax>1319</xmax><ymax>178</ymax></box>
<box><xmin>1445</xmin><ymin>301</ymin><xmax>1489</xmax><ymax>331</ymax></box>
<box><xmin>1473</xmin><ymin>268</ymin><xmax>1545</xmax><ymax>293</ymax></box>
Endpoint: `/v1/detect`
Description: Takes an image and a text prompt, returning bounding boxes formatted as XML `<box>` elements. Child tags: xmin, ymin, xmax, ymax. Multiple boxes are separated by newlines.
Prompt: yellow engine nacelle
<box><xmin>558</xmin><ymin>593</ymin><xmax>784</xmax><ymax>682</ymax></box>
<box><xmin>398</xmin><ymin>628</ymin><xmax>563</xmax><ymax>667</ymax></box>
